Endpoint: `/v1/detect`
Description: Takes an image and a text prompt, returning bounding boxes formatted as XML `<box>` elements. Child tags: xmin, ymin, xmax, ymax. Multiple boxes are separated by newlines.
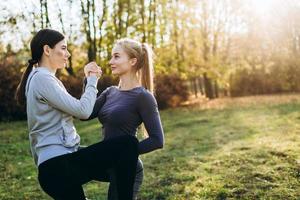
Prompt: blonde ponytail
<box><xmin>140</xmin><ymin>43</ymin><xmax>154</xmax><ymax>94</ymax></box>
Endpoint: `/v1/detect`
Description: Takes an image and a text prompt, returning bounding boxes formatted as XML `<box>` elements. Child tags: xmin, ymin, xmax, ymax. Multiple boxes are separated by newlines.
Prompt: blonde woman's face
<box><xmin>109</xmin><ymin>45</ymin><xmax>136</xmax><ymax>76</ymax></box>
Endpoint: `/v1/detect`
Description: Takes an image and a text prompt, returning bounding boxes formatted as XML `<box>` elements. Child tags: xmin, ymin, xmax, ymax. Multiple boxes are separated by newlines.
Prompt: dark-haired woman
<box><xmin>15</xmin><ymin>29</ymin><xmax>138</xmax><ymax>200</ymax></box>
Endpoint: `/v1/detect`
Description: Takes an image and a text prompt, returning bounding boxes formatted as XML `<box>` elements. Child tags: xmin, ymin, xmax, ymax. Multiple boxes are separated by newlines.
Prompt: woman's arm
<box><xmin>35</xmin><ymin>73</ymin><xmax>98</xmax><ymax>119</ymax></box>
<box><xmin>83</xmin><ymin>87</ymin><xmax>110</xmax><ymax>121</ymax></box>
<box><xmin>137</xmin><ymin>91</ymin><xmax>164</xmax><ymax>154</ymax></box>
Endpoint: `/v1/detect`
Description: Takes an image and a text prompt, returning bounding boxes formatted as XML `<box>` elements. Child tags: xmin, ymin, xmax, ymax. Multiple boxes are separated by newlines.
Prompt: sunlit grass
<box><xmin>1</xmin><ymin>94</ymin><xmax>300</xmax><ymax>199</ymax></box>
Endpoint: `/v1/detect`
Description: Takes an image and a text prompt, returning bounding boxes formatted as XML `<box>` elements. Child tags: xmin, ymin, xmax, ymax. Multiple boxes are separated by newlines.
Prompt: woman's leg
<box><xmin>108</xmin><ymin>158</ymin><xmax>144</xmax><ymax>200</ymax></box>
<box><xmin>38</xmin><ymin>156</ymin><xmax>86</xmax><ymax>200</ymax></box>
<box><xmin>107</xmin><ymin>168</ymin><xmax>118</xmax><ymax>200</ymax></box>
<box><xmin>38</xmin><ymin>135</ymin><xmax>138</xmax><ymax>200</ymax></box>
<box><xmin>133</xmin><ymin>159</ymin><xmax>144</xmax><ymax>199</ymax></box>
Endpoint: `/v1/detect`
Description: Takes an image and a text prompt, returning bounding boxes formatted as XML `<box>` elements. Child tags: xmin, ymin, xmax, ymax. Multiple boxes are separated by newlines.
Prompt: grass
<box><xmin>1</xmin><ymin>94</ymin><xmax>300</xmax><ymax>200</ymax></box>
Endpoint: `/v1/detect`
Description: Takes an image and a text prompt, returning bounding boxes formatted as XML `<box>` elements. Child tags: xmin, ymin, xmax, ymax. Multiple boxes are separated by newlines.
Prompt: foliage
<box><xmin>230</xmin><ymin>57</ymin><xmax>300</xmax><ymax>96</ymax></box>
<box><xmin>155</xmin><ymin>74</ymin><xmax>189</xmax><ymax>109</ymax></box>
<box><xmin>2</xmin><ymin>0</ymin><xmax>300</xmax><ymax>117</ymax></box>
<box><xmin>0</xmin><ymin>48</ymin><xmax>28</xmax><ymax>120</ymax></box>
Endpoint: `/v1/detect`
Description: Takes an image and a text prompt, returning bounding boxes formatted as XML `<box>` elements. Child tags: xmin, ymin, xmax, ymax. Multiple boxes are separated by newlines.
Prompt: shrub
<box><xmin>155</xmin><ymin>74</ymin><xmax>189</xmax><ymax>109</ymax></box>
<box><xmin>0</xmin><ymin>58</ymin><xmax>25</xmax><ymax>120</ymax></box>
<box><xmin>229</xmin><ymin>62</ymin><xmax>300</xmax><ymax>97</ymax></box>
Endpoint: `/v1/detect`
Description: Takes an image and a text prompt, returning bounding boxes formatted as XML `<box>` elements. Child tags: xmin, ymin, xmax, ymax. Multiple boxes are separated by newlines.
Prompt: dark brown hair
<box><xmin>15</xmin><ymin>29</ymin><xmax>65</xmax><ymax>105</ymax></box>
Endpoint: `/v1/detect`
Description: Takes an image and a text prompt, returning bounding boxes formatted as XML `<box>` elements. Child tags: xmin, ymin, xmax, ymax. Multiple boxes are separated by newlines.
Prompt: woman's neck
<box><xmin>38</xmin><ymin>60</ymin><xmax>57</xmax><ymax>74</ymax></box>
<box><xmin>118</xmin><ymin>73</ymin><xmax>140</xmax><ymax>90</ymax></box>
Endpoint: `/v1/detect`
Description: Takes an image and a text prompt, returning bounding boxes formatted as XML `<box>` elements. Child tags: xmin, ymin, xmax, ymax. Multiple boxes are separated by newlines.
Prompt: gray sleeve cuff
<box><xmin>86</xmin><ymin>76</ymin><xmax>98</xmax><ymax>89</ymax></box>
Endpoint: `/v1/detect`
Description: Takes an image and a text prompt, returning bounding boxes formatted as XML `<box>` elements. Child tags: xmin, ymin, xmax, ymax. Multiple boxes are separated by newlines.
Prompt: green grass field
<box><xmin>1</xmin><ymin>95</ymin><xmax>300</xmax><ymax>200</ymax></box>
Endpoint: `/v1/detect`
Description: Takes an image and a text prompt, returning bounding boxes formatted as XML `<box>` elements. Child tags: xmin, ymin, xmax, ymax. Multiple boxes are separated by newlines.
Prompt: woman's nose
<box><xmin>67</xmin><ymin>50</ymin><xmax>71</xmax><ymax>58</ymax></box>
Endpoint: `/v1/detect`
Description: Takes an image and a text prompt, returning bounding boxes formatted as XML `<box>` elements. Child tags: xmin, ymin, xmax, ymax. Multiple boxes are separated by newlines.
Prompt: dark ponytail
<box><xmin>15</xmin><ymin>60</ymin><xmax>38</xmax><ymax>105</ymax></box>
<box><xmin>15</xmin><ymin>29</ymin><xmax>65</xmax><ymax>105</ymax></box>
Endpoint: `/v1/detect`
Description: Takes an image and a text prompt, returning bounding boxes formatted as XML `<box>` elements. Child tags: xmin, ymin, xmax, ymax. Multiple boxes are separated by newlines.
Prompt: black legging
<box><xmin>106</xmin><ymin>158</ymin><xmax>144</xmax><ymax>200</ymax></box>
<box><xmin>38</xmin><ymin>135</ymin><xmax>138</xmax><ymax>200</ymax></box>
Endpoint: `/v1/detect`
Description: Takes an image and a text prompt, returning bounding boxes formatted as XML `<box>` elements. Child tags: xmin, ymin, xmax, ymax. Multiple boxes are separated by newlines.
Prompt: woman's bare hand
<box><xmin>84</xmin><ymin>62</ymin><xmax>102</xmax><ymax>78</ymax></box>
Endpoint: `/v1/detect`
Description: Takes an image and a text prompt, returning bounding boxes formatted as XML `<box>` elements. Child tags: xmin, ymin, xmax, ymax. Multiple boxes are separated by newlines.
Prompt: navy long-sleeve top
<box><xmin>87</xmin><ymin>86</ymin><xmax>164</xmax><ymax>154</ymax></box>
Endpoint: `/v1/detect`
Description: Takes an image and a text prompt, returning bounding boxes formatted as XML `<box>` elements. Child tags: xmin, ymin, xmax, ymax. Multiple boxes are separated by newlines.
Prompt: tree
<box><xmin>40</xmin><ymin>0</ymin><xmax>51</xmax><ymax>28</ymax></box>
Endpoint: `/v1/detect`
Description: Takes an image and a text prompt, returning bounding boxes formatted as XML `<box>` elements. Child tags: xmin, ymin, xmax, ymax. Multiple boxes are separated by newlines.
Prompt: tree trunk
<box><xmin>92</xmin><ymin>0</ymin><xmax>97</xmax><ymax>61</ymax></box>
<box><xmin>40</xmin><ymin>0</ymin><xmax>51</xmax><ymax>28</ymax></box>
<box><xmin>151</xmin><ymin>0</ymin><xmax>157</xmax><ymax>46</ymax></box>
<box><xmin>193</xmin><ymin>77</ymin><xmax>198</xmax><ymax>98</ymax></box>
<box><xmin>198</xmin><ymin>77</ymin><xmax>204</xmax><ymax>95</ymax></box>
<box><xmin>97</xmin><ymin>0</ymin><xmax>107</xmax><ymax>65</ymax></box>
<box><xmin>203</xmin><ymin>72</ymin><xmax>214</xmax><ymax>99</ymax></box>
<box><xmin>214</xmin><ymin>80</ymin><xmax>219</xmax><ymax>98</ymax></box>
<box><xmin>140</xmin><ymin>0</ymin><xmax>146</xmax><ymax>42</ymax></box>
<box><xmin>81</xmin><ymin>0</ymin><xmax>96</xmax><ymax>62</ymax></box>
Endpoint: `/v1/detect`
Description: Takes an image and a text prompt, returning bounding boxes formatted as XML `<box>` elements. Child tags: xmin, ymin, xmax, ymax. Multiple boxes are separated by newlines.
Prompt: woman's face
<box><xmin>109</xmin><ymin>45</ymin><xmax>136</xmax><ymax>76</ymax></box>
<box><xmin>48</xmin><ymin>39</ymin><xmax>70</xmax><ymax>69</ymax></box>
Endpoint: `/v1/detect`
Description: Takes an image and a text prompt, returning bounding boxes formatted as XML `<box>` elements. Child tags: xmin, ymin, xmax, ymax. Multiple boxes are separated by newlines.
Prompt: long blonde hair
<box><xmin>115</xmin><ymin>38</ymin><xmax>155</xmax><ymax>137</ymax></box>
<box><xmin>115</xmin><ymin>38</ymin><xmax>154</xmax><ymax>93</ymax></box>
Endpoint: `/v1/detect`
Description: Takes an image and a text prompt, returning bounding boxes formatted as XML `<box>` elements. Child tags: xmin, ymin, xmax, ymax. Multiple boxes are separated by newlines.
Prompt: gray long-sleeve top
<box><xmin>25</xmin><ymin>67</ymin><xmax>98</xmax><ymax>165</ymax></box>
<box><xmin>86</xmin><ymin>86</ymin><xmax>164</xmax><ymax>154</ymax></box>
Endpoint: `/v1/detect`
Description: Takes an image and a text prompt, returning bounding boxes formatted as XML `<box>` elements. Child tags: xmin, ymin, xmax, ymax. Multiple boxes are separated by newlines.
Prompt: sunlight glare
<box><xmin>251</xmin><ymin>0</ymin><xmax>274</xmax><ymax>16</ymax></box>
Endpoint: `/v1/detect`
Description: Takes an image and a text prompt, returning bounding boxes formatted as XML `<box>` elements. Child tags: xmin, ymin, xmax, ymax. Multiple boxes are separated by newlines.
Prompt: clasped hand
<box><xmin>84</xmin><ymin>62</ymin><xmax>102</xmax><ymax>78</ymax></box>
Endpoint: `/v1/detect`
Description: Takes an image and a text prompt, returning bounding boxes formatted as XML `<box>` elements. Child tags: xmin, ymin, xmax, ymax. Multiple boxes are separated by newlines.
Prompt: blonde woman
<box><xmin>84</xmin><ymin>38</ymin><xmax>164</xmax><ymax>199</ymax></box>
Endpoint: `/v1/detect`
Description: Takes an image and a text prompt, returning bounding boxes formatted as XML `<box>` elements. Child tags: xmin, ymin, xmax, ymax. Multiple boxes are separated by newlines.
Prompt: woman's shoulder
<box><xmin>30</xmin><ymin>69</ymin><xmax>48</xmax><ymax>84</ymax></box>
<box><xmin>139</xmin><ymin>87</ymin><xmax>152</xmax><ymax>95</ymax></box>
<box><xmin>108</xmin><ymin>85</ymin><xmax>118</xmax><ymax>91</ymax></box>
<box><xmin>32</xmin><ymin>67</ymin><xmax>55</xmax><ymax>80</ymax></box>
<box><xmin>30</xmin><ymin>68</ymin><xmax>61</xmax><ymax>91</ymax></box>
<box><xmin>137</xmin><ymin>88</ymin><xmax>157</xmax><ymax>104</ymax></box>
<box><xmin>104</xmin><ymin>85</ymin><xmax>117</xmax><ymax>93</ymax></box>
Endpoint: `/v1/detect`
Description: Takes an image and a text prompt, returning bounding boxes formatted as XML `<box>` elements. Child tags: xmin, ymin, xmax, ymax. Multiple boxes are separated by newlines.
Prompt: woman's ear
<box><xmin>130</xmin><ymin>58</ymin><xmax>137</xmax><ymax>66</ymax></box>
<box><xmin>43</xmin><ymin>45</ymin><xmax>51</xmax><ymax>57</ymax></box>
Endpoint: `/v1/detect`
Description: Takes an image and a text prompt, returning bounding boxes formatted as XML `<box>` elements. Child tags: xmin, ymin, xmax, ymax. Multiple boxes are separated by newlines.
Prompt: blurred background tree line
<box><xmin>1</xmin><ymin>0</ymin><xmax>300</xmax><ymax>120</ymax></box>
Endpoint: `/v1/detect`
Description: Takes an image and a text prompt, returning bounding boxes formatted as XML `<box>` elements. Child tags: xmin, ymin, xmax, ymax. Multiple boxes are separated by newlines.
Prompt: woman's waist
<box><xmin>36</xmin><ymin>144</ymin><xmax>78</xmax><ymax>166</ymax></box>
<box><xmin>102</xmin><ymin>127</ymin><xmax>137</xmax><ymax>139</ymax></box>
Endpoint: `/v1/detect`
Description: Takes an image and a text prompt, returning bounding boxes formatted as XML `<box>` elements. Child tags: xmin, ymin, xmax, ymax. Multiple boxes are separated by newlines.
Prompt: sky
<box><xmin>0</xmin><ymin>0</ymin><xmax>293</xmax><ymax>51</ymax></box>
